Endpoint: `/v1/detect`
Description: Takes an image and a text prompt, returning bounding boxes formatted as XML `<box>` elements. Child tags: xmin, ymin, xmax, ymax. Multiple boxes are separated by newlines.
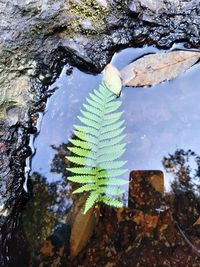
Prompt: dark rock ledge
<box><xmin>0</xmin><ymin>0</ymin><xmax>200</xmax><ymax>265</ymax></box>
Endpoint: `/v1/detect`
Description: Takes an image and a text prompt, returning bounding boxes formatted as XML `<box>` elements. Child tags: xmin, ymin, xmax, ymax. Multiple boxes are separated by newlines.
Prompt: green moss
<box><xmin>68</xmin><ymin>0</ymin><xmax>109</xmax><ymax>35</ymax></box>
<box><xmin>63</xmin><ymin>0</ymin><xmax>127</xmax><ymax>38</ymax></box>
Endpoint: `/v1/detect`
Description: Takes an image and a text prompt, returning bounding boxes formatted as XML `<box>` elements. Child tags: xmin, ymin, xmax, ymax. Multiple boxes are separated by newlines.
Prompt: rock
<box><xmin>80</xmin><ymin>19</ymin><xmax>95</xmax><ymax>31</ymax></box>
<box><xmin>0</xmin><ymin>1</ymin><xmax>199</xmax><ymax>126</ymax></box>
<box><xmin>139</xmin><ymin>0</ymin><xmax>168</xmax><ymax>12</ymax></box>
<box><xmin>96</xmin><ymin>0</ymin><xmax>109</xmax><ymax>8</ymax></box>
<box><xmin>1</xmin><ymin>0</ymin><xmax>200</xmax><ymax>265</ymax></box>
<box><xmin>5</xmin><ymin>106</ymin><xmax>21</xmax><ymax>127</ymax></box>
<box><xmin>127</xmin><ymin>1</ymin><xmax>139</xmax><ymax>13</ymax></box>
<box><xmin>0</xmin><ymin>74</ymin><xmax>32</xmax><ymax>120</ymax></box>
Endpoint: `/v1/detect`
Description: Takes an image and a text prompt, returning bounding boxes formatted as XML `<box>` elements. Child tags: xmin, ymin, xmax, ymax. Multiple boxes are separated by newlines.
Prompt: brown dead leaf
<box><xmin>133</xmin><ymin>212</ymin><xmax>159</xmax><ymax>232</ymax></box>
<box><xmin>70</xmin><ymin>204</ymin><xmax>99</xmax><ymax>258</ymax></box>
<box><xmin>40</xmin><ymin>240</ymin><xmax>54</xmax><ymax>257</ymax></box>
<box><xmin>193</xmin><ymin>217</ymin><xmax>200</xmax><ymax>226</ymax></box>
<box><xmin>149</xmin><ymin>171</ymin><xmax>164</xmax><ymax>194</ymax></box>
<box><xmin>120</xmin><ymin>51</ymin><xmax>200</xmax><ymax>87</ymax></box>
<box><xmin>117</xmin><ymin>207</ymin><xmax>125</xmax><ymax>223</ymax></box>
<box><xmin>143</xmin><ymin>214</ymin><xmax>159</xmax><ymax>229</ymax></box>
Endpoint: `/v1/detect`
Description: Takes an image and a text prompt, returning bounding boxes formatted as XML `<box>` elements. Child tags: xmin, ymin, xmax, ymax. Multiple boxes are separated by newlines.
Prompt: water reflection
<box><xmin>163</xmin><ymin>149</ymin><xmax>200</xmax><ymax>229</ymax></box>
<box><xmin>22</xmin><ymin>147</ymin><xmax>200</xmax><ymax>266</ymax></box>
<box><xmin>163</xmin><ymin>149</ymin><xmax>200</xmax><ymax>195</ymax></box>
<box><xmin>31</xmin><ymin>46</ymin><xmax>200</xmax><ymax>193</ymax></box>
<box><xmin>22</xmin><ymin>172</ymin><xmax>71</xmax><ymax>246</ymax></box>
<box><xmin>162</xmin><ymin>149</ymin><xmax>200</xmax><ymax>259</ymax></box>
<box><xmin>31</xmin><ymin>67</ymin><xmax>102</xmax><ymax>183</ymax></box>
<box><xmin>21</xmin><ymin>46</ymin><xmax>200</xmax><ymax>265</ymax></box>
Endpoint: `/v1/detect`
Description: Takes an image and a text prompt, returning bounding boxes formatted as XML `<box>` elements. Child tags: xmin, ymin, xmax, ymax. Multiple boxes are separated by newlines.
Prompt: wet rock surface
<box><xmin>24</xmin><ymin>170</ymin><xmax>200</xmax><ymax>267</ymax></box>
<box><xmin>1</xmin><ymin>0</ymin><xmax>200</xmax><ymax>266</ymax></box>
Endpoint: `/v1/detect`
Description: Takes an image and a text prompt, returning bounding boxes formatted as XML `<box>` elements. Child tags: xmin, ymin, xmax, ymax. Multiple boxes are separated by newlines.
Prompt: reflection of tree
<box><xmin>162</xmin><ymin>149</ymin><xmax>200</xmax><ymax>229</ymax></box>
<box><xmin>22</xmin><ymin>173</ymin><xmax>57</xmax><ymax>249</ymax></box>
<box><xmin>51</xmin><ymin>142</ymin><xmax>71</xmax><ymax>177</ymax></box>
<box><xmin>20</xmin><ymin>143</ymin><xmax>75</xmax><ymax>266</ymax></box>
<box><xmin>162</xmin><ymin>149</ymin><xmax>200</xmax><ymax>195</ymax></box>
<box><xmin>22</xmin><ymin>140</ymin><xmax>76</xmax><ymax>247</ymax></box>
<box><xmin>22</xmin><ymin>171</ymin><xmax>72</xmax><ymax>251</ymax></box>
<box><xmin>50</xmin><ymin>141</ymin><xmax>79</xmax><ymax>194</ymax></box>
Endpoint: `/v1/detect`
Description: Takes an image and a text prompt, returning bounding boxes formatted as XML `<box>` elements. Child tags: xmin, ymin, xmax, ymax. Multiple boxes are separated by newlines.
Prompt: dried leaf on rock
<box><xmin>120</xmin><ymin>51</ymin><xmax>200</xmax><ymax>87</ymax></box>
<box><xmin>40</xmin><ymin>240</ymin><xmax>54</xmax><ymax>257</ymax></box>
<box><xmin>117</xmin><ymin>208</ymin><xmax>125</xmax><ymax>223</ymax></box>
<box><xmin>193</xmin><ymin>217</ymin><xmax>200</xmax><ymax>225</ymax></box>
<box><xmin>70</xmin><ymin>203</ymin><xmax>98</xmax><ymax>258</ymax></box>
<box><xmin>103</xmin><ymin>64</ymin><xmax>122</xmax><ymax>96</ymax></box>
<box><xmin>132</xmin><ymin>212</ymin><xmax>159</xmax><ymax>234</ymax></box>
<box><xmin>149</xmin><ymin>171</ymin><xmax>164</xmax><ymax>194</ymax></box>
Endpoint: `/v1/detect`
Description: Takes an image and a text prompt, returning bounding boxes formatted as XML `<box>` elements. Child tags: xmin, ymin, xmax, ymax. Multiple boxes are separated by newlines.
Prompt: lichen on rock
<box><xmin>68</xmin><ymin>0</ymin><xmax>109</xmax><ymax>34</ymax></box>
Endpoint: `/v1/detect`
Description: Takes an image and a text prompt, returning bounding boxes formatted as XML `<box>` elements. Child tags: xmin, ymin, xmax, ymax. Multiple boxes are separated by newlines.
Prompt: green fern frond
<box><xmin>99</xmin><ymin>161</ymin><xmax>127</xmax><ymax>169</ymax></box>
<box><xmin>104</xmin><ymin>102</ymin><xmax>122</xmax><ymax>114</ymax></box>
<box><xmin>69</xmin><ymin>139</ymin><xmax>91</xmax><ymax>149</ymax></box>
<box><xmin>97</xmin><ymin>178</ymin><xmax>128</xmax><ymax>185</ymax></box>
<box><xmin>66</xmin><ymin>167</ymin><xmax>96</xmax><ymax>175</ymax></box>
<box><xmin>99</xmin><ymin>196</ymin><xmax>123</xmax><ymax>208</ymax></box>
<box><xmin>66</xmin><ymin>156</ymin><xmax>95</xmax><ymax>166</ymax></box>
<box><xmin>98</xmin><ymin>144</ymin><xmax>126</xmax><ymax>156</ymax></box>
<box><xmin>86</xmin><ymin>99</ymin><xmax>103</xmax><ymax>113</ymax></box>
<box><xmin>84</xmin><ymin>191</ymin><xmax>100</xmax><ymax>214</ymax></box>
<box><xmin>67</xmin><ymin>175</ymin><xmax>96</xmax><ymax>183</ymax></box>
<box><xmin>98</xmin><ymin>169</ymin><xmax>128</xmax><ymax>178</ymax></box>
<box><xmin>67</xmin><ymin>83</ymin><xmax>128</xmax><ymax>214</ymax></box>
<box><xmin>73</xmin><ymin>184</ymin><xmax>98</xmax><ymax>193</ymax></box>
<box><xmin>73</xmin><ymin>131</ymin><xmax>97</xmax><ymax>144</ymax></box>
<box><xmin>80</xmin><ymin>110</ymin><xmax>101</xmax><ymax>122</ymax></box>
<box><xmin>104</xmin><ymin>186</ymin><xmax>125</xmax><ymax>195</ymax></box>
<box><xmin>99</xmin><ymin>127</ymin><xmax>125</xmax><ymax>141</ymax></box>
<box><xmin>89</xmin><ymin>93</ymin><xmax>104</xmax><ymax>105</ymax></box>
<box><xmin>74</xmin><ymin>125</ymin><xmax>99</xmax><ymax>137</ymax></box>
<box><xmin>77</xmin><ymin>116</ymin><xmax>100</xmax><ymax>129</ymax></box>
<box><xmin>99</xmin><ymin>135</ymin><xmax>126</xmax><ymax>148</ymax></box>
<box><xmin>98</xmin><ymin>150</ymin><xmax>125</xmax><ymax>162</ymax></box>
<box><xmin>101</xmin><ymin>120</ymin><xmax>125</xmax><ymax>134</ymax></box>
<box><xmin>83</xmin><ymin>103</ymin><xmax>101</xmax><ymax>116</ymax></box>
<box><xmin>104</xmin><ymin>111</ymin><xmax>124</xmax><ymax>122</ymax></box>
<box><xmin>67</xmin><ymin>147</ymin><xmax>91</xmax><ymax>157</ymax></box>
<box><xmin>94</xmin><ymin>88</ymin><xmax>109</xmax><ymax>100</ymax></box>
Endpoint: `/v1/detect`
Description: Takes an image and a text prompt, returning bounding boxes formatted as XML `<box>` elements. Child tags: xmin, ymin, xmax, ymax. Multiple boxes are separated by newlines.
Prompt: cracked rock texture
<box><xmin>0</xmin><ymin>0</ymin><xmax>200</xmax><ymax>121</ymax></box>
<box><xmin>0</xmin><ymin>0</ymin><xmax>200</xmax><ymax>266</ymax></box>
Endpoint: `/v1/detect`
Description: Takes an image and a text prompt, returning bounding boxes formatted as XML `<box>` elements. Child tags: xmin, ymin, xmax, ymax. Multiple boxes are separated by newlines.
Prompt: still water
<box><xmin>24</xmin><ymin>46</ymin><xmax>200</xmax><ymax>266</ymax></box>
<box><xmin>32</xmin><ymin>46</ymin><xmax>200</xmax><ymax>191</ymax></box>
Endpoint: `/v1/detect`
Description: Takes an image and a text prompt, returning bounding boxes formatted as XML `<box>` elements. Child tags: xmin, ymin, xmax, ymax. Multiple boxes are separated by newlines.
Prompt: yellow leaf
<box><xmin>103</xmin><ymin>64</ymin><xmax>122</xmax><ymax>96</ymax></box>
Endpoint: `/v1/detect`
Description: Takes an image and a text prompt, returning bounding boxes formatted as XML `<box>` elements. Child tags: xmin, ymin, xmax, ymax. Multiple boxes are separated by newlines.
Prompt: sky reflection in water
<box><xmin>31</xmin><ymin>47</ymin><xmax>200</xmax><ymax>192</ymax></box>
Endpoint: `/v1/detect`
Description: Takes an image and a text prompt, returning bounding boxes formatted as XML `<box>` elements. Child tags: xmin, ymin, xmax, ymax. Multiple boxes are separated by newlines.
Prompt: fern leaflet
<box><xmin>66</xmin><ymin>83</ymin><xmax>127</xmax><ymax>213</ymax></box>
